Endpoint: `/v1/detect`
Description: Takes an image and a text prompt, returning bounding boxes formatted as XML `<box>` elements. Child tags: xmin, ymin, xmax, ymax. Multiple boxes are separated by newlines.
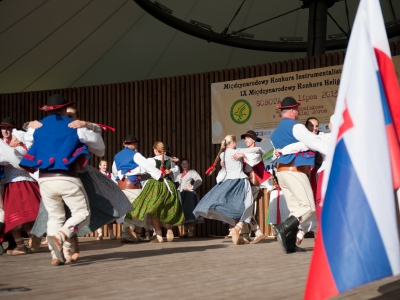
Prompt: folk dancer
<box><xmin>97</xmin><ymin>159</ymin><xmax>117</xmax><ymax>240</ymax></box>
<box><xmin>277</xmin><ymin>115</ymin><xmax>334</xmax><ymax>222</ymax></box>
<box><xmin>19</xmin><ymin>94</ymin><xmax>105</xmax><ymax>265</ymax></box>
<box><xmin>28</xmin><ymin>106</ymin><xmax>130</xmax><ymax>258</ymax></box>
<box><xmin>0</xmin><ymin>130</ymin><xmax>41</xmax><ymax>254</ymax></box>
<box><xmin>176</xmin><ymin>158</ymin><xmax>203</xmax><ymax>238</ymax></box>
<box><xmin>113</xmin><ymin>135</ymin><xmax>163</xmax><ymax>243</ymax></box>
<box><xmin>0</xmin><ymin>117</ymin><xmax>18</xmax><ymax>252</ymax></box>
<box><xmin>127</xmin><ymin>141</ymin><xmax>184</xmax><ymax>243</ymax></box>
<box><xmin>193</xmin><ymin>135</ymin><xmax>264</xmax><ymax>245</ymax></box>
<box><xmin>239</xmin><ymin>130</ymin><xmax>273</xmax><ymax>244</ymax></box>
<box><xmin>270</xmin><ymin>97</ymin><xmax>327</xmax><ymax>254</ymax></box>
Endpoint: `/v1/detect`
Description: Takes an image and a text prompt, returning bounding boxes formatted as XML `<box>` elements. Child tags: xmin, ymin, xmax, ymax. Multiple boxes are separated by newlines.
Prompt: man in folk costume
<box><xmin>112</xmin><ymin>135</ymin><xmax>163</xmax><ymax>243</ymax></box>
<box><xmin>239</xmin><ymin>130</ymin><xmax>273</xmax><ymax>244</ymax></box>
<box><xmin>270</xmin><ymin>97</ymin><xmax>327</xmax><ymax>253</ymax></box>
<box><xmin>19</xmin><ymin>94</ymin><xmax>105</xmax><ymax>265</ymax></box>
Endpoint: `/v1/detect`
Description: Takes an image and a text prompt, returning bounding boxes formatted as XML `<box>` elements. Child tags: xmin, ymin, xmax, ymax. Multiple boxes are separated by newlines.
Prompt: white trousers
<box><xmin>276</xmin><ymin>171</ymin><xmax>315</xmax><ymax>223</ymax></box>
<box><xmin>39</xmin><ymin>176</ymin><xmax>90</xmax><ymax>237</ymax></box>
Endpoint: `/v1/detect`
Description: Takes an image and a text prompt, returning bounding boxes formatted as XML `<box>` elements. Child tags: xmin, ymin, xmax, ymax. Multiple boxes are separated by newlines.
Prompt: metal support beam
<box><xmin>307</xmin><ymin>0</ymin><xmax>329</xmax><ymax>56</ymax></box>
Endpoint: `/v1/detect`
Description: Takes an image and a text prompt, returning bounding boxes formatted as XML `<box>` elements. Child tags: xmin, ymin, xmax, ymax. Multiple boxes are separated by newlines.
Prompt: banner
<box><xmin>212</xmin><ymin>59</ymin><xmax>400</xmax><ymax>167</ymax></box>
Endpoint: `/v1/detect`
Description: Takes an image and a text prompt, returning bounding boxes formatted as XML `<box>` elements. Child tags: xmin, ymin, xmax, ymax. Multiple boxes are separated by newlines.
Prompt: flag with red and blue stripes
<box><xmin>304</xmin><ymin>0</ymin><xmax>400</xmax><ymax>299</ymax></box>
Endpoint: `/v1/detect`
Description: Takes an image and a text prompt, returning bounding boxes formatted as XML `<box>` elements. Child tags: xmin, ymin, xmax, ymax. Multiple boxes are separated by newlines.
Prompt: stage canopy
<box><xmin>0</xmin><ymin>0</ymin><xmax>399</xmax><ymax>94</ymax></box>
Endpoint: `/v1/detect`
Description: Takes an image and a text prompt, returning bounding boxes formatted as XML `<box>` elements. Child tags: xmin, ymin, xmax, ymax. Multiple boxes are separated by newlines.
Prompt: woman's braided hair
<box><xmin>205</xmin><ymin>135</ymin><xmax>236</xmax><ymax>175</ymax></box>
<box><xmin>153</xmin><ymin>141</ymin><xmax>165</xmax><ymax>170</ymax></box>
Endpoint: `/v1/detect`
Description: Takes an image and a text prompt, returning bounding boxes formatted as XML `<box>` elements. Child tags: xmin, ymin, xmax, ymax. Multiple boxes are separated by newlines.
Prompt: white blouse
<box><xmin>217</xmin><ymin>147</ymin><xmax>264</xmax><ymax>181</ymax></box>
<box><xmin>176</xmin><ymin>169</ymin><xmax>202</xmax><ymax>192</ymax></box>
<box><xmin>0</xmin><ymin>146</ymin><xmax>36</xmax><ymax>184</ymax></box>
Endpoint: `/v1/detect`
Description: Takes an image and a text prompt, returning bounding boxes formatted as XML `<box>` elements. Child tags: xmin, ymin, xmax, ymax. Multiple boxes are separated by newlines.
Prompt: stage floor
<box><xmin>0</xmin><ymin>236</ymin><xmax>399</xmax><ymax>299</ymax></box>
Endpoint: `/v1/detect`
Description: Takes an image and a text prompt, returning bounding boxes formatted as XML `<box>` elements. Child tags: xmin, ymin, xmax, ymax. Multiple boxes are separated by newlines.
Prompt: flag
<box><xmin>304</xmin><ymin>0</ymin><xmax>400</xmax><ymax>299</ymax></box>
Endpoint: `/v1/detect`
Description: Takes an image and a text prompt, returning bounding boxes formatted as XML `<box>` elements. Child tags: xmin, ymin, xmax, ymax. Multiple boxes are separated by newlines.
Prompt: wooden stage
<box><xmin>0</xmin><ymin>237</ymin><xmax>399</xmax><ymax>300</ymax></box>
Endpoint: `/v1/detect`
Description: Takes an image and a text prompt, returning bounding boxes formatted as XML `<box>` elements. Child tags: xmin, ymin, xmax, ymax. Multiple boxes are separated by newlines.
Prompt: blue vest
<box><xmin>0</xmin><ymin>167</ymin><xmax>4</xmax><ymax>179</ymax></box>
<box><xmin>114</xmin><ymin>147</ymin><xmax>140</xmax><ymax>184</ymax></box>
<box><xmin>270</xmin><ymin>118</ymin><xmax>315</xmax><ymax>167</ymax></box>
<box><xmin>19</xmin><ymin>114</ymin><xmax>89</xmax><ymax>171</ymax></box>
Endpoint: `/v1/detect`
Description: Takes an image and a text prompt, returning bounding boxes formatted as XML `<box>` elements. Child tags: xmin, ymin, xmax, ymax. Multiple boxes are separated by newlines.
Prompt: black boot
<box><xmin>285</xmin><ymin>228</ymin><xmax>307</xmax><ymax>253</ymax></box>
<box><xmin>285</xmin><ymin>228</ymin><xmax>297</xmax><ymax>254</ymax></box>
<box><xmin>273</xmin><ymin>216</ymin><xmax>299</xmax><ymax>253</ymax></box>
<box><xmin>295</xmin><ymin>245</ymin><xmax>307</xmax><ymax>252</ymax></box>
<box><xmin>4</xmin><ymin>232</ymin><xmax>17</xmax><ymax>251</ymax></box>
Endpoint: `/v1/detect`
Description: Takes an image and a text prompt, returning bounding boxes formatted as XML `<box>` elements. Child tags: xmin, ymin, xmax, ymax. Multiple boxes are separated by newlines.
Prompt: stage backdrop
<box><xmin>212</xmin><ymin>56</ymin><xmax>400</xmax><ymax>167</ymax></box>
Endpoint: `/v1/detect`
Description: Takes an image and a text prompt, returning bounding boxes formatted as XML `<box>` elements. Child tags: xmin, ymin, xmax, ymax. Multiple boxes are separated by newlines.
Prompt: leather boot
<box><xmin>273</xmin><ymin>216</ymin><xmax>299</xmax><ymax>253</ymax></box>
<box><xmin>286</xmin><ymin>228</ymin><xmax>307</xmax><ymax>253</ymax></box>
<box><xmin>295</xmin><ymin>245</ymin><xmax>307</xmax><ymax>252</ymax></box>
<box><xmin>285</xmin><ymin>227</ymin><xmax>297</xmax><ymax>254</ymax></box>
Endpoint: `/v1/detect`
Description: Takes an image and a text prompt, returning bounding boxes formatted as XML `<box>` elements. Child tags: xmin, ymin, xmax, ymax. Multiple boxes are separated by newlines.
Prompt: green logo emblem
<box><xmin>230</xmin><ymin>99</ymin><xmax>252</xmax><ymax>124</ymax></box>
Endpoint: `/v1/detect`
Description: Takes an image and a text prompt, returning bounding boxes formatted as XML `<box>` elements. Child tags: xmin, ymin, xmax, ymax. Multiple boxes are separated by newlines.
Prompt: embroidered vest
<box><xmin>155</xmin><ymin>158</ymin><xmax>172</xmax><ymax>181</ymax></box>
<box><xmin>114</xmin><ymin>147</ymin><xmax>139</xmax><ymax>184</ymax></box>
<box><xmin>270</xmin><ymin>118</ymin><xmax>315</xmax><ymax>167</ymax></box>
<box><xmin>19</xmin><ymin>114</ymin><xmax>89</xmax><ymax>171</ymax></box>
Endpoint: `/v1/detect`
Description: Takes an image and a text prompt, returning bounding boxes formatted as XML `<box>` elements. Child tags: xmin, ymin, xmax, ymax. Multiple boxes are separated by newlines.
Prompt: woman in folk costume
<box><xmin>164</xmin><ymin>145</ymin><xmax>181</xmax><ymax>181</ymax></box>
<box><xmin>314</xmin><ymin>115</ymin><xmax>334</xmax><ymax>221</ymax></box>
<box><xmin>0</xmin><ymin>117</ymin><xmax>18</xmax><ymax>253</ymax></box>
<box><xmin>176</xmin><ymin>158</ymin><xmax>203</xmax><ymax>238</ymax></box>
<box><xmin>305</xmin><ymin>117</ymin><xmax>321</xmax><ymax>195</ymax></box>
<box><xmin>193</xmin><ymin>135</ymin><xmax>264</xmax><ymax>245</ymax></box>
<box><xmin>1</xmin><ymin>117</ymin><xmax>16</xmax><ymax>145</ymax></box>
<box><xmin>99</xmin><ymin>160</ymin><xmax>111</xmax><ymax>178</ymax></box>
<box><xmin>127</xmin><ymin>141</ymin><xmax>184</xmax><ymax>243</ymax></box>
<box><xmin>26</xmin><ymin>103</ymin><xmax>129</xmax><ymax>264</ymax></box>
<box><xmin>96</xmin><ymin>159</ymin><xmax>117</xmax><ymax>240</ymax></box>
<box><xmin>0</xmin><ymin>130</ymin><xmax>41</xmax><ymax>254</ymax></box>
<box><xmin>0</xmin><ymin>194</ymin><xmax>5</xmax><ymax>255</ymax></box>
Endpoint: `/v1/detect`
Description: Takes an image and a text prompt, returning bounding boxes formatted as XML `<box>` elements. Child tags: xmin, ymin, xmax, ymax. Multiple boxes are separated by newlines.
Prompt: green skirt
<box><xmin>128</xmin><ymin>178</ymin><xmax>184</xmax><ymax>226</ymax></box>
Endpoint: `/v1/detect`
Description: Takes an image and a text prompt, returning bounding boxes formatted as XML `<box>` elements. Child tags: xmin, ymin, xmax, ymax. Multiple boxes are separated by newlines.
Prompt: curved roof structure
<box><xmin>0</xmin><ymin>0</ymin><xmax>399</xmax><ymax>94</ymax></box>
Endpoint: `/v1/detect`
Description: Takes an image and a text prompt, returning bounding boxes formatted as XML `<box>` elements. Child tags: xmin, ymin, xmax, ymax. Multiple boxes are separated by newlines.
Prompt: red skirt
<box><xmin>309</xmin><ymin>166</ymin><xmax>318</xmax><ymax>199</ymax></box>
<box><xmin>315</xmin><ymin>170</ymin><xmax>324</xmax><ymax>222</ymax></box>
<box><xmin>3</xmin><ymin>181</ymin><xmax>41</xmax><ymax>233</ymax></box>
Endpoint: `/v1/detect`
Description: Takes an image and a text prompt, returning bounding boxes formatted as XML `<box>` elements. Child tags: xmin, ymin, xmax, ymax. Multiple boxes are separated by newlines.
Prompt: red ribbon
<box><xmin>276</xmin><ymin>186</ymin><xmax>281</xmax><ymax>225</ymax></box>
<box><xmin>205</xmin><ymin>163</ymin><xmax>216</xmax><ymax>175</ymax></box>
<box><xmin>96</xmin><ymin>123</ymin><xmax>115</xmax><ymax>132</ymax></box>
<box><xmin>181</xmin><ymin>170</ymin><xmax>190</xmax><ymax>178</ymax></box>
